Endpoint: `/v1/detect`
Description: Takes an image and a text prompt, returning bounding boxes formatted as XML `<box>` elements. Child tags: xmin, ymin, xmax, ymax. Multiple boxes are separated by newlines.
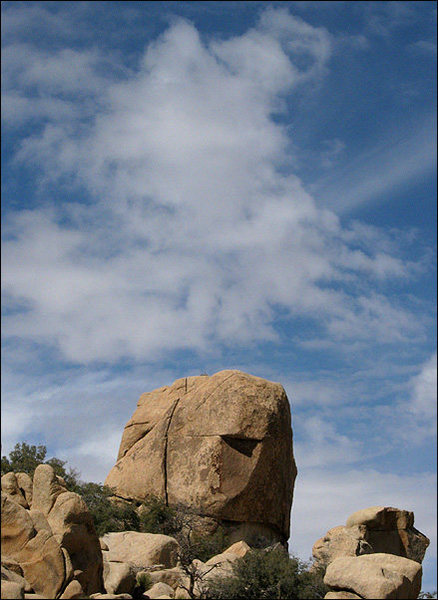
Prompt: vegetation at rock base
<box><xmin>1</xmin><ymin>443</ymin><xmax>229</xmax><ymax>558</ymax></box>
<box><xmin>132</xmin><ymin>572</ymin><xmax>153</xmax><ymax>599</ymax></box>
<box><xmin>206</xmin><ymin>547</ymin><xmax>328</xmax><ymax>599</ymax></box>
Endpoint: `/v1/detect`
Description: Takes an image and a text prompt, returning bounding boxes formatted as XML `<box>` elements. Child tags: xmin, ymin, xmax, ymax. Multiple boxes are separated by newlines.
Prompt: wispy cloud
<box><xmin>312</xmin><ymin>113</ymin><xmax>437</xmax><ymax>213</ymax></box>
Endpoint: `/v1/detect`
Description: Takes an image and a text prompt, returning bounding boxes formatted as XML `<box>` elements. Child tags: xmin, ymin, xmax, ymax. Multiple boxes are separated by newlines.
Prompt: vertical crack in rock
<box><xmin>163</xmin><ymin>377</ymin><xmax>189</xmax><ymax>505</ymax></box>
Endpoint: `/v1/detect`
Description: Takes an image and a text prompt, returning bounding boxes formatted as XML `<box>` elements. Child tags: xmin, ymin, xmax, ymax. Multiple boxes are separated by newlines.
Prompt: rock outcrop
<box><xmin>313</xmin><ymin>505</ymin><xmax>430</xmax><ymax>569</ymax></box>
<box><xmin>1</xmin><ymin>466</ymin><xmax>103</xmax><ymax>599</ymax></box>
<box><xmin>105</xmin><ymin>370</ymin><xmax>296</xmax><ymax>544</ymax></box>
<box><xmin>323</xmin><ymin>553</ymin><xmax>422</xmax><ymax>599</ymax></box>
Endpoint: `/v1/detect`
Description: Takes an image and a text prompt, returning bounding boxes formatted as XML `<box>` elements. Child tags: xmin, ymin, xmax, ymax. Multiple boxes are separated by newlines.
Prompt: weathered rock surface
<box><xmin>143</xmin><ymin>582</ymin><xmax>174</xmax><ymax>598</ymax></box>
<box><xmin>312</xmin><ymin>524</ymin><xmax>373</xmax><ymax>567</ymax></box>
<box><xmin>105</xmin><ymin>370</ymin><xmax>296</xmax><ymax>544</ymax></box>
<box><xmin>1</xmin><ymin>580</ymin><xmax>25</xmax><ymax>600</ymax></box>
<box><xmin>102</xmin><ymin>561</ymin><xmax>136</xmax><ymax>596</ymax></box>
<box><xmin>89</xmin><ymin>595</ymin><xmax>133</xmax><ymax>599</ymax></box>
<box><xmin>1</xmin><ymin>466</ymin><xmax>103</xmax><ymax>598</ymax></box>
<box><xmin>101</xmin><ymin>532</ymin><xmax>179</xmax><ymax>569</ymax></box>
<box><xmin>324</xmin><ymin>553</ymin><xmax>422</xmax><ymax>599</ymax></box>
<box><xmin>345</xmin><ymin>506</ymin><xmax>430</xmax><ymax>563</ymax></box>
<box><xmin>324</xmin><ymin>592</ymin><xmax>362</xmax><ymax>599</ymax></box>
<box><xmin>313</xmin><ymin>506</ymin><xmax>430</xmax><ymax>568</ymax></box>
<box><xmin>147</xmin><ymin>567</ymin><xmax>183</xmax><ymax>590</ymax></box>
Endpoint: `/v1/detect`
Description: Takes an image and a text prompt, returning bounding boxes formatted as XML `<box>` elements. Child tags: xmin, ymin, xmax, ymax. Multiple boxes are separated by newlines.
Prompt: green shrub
<box><xmin>188</xmin><ymin>526</ymin><xmax>229</xmax><ymax>563</ymax></box>
<box><xmin>206</xmin><ymin>547</ymin><xmax>328</xmax><ymax>599</ymax></box>
<box><xmin>132</xmin><ymin>572</ymin><xmax>153</xmax><ymax>599</ymax></box>
<box><xmin>73</xmin><ymin>481</ymin><xmax>140</xmax><ymax>536</ymax></box>
<box><xmin>138</xmin><ymin>495</ymin><xmax>178</xmax><ymax>535</ymax></box>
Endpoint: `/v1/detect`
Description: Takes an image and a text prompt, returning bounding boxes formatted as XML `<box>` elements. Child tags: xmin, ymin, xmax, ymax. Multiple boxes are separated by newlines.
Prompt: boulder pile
<box><xmin>1</xmin><ymin>465</ymin><xmax>103</xmax><ymax>599</ymax></box>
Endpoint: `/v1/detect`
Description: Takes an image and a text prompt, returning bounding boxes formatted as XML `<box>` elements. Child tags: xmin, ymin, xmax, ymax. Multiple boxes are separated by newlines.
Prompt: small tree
<box><xmin>2</xmin><ymin>442</ymin><xmax>48</xmax><ymax>475</ymax></box>
<box><xmin>149</xmin><ymin>503</ymin><xmax>229</xmax><ymax>599</ymax></box>
<box><xmin>1</xmin><ymin>442</ymin><xmax>80</xmax><ymax>486</ymax></box>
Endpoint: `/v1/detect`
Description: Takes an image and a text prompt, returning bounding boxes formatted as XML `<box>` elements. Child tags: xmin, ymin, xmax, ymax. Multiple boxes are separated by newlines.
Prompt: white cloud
<box><xmin>294</xmin><ymin>416</ymin><xmax>361</xmax><ymax>468</ymax></box>
<box><xmin>1</xmin><ymin>12</ymin><xmax>425</xmax><ymax>365</ymax></box>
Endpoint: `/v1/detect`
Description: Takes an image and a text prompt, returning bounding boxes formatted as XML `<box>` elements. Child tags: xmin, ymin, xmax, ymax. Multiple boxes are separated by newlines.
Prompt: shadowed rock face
<box><xmin>105</xmin><ymin>370</ymin><xmax>297</xmax><ymax>544</ymax></box>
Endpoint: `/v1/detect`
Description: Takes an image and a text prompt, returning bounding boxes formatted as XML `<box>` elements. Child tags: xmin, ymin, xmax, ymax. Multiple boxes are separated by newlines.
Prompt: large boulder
<box><xmin>1</xmin><ymin>466</ymin><xmax>104</xmax><ymax>598</ymax></box>
<box><xmin>101</xmin><ymin>532</ymin><xmax>179</xmax><ymax>569</ymax></box>
<box><xmin>323</xmin><ymin>553</ymin><xmax>422</xmax><ymax>599</ymax></box>
<box><xmin>46</xmin><ymin>489</ymin><xmax>103</xmax><ymax>594</ymax></box>
<box><xmin>105</xmin><ymin>370</ymin><xmax>296</xmax><ymax>544</ymax></box>
<box><xmin>313</xmin><ymin>506</ymin><xmax>430</xmax><ymax>568</ymax></box>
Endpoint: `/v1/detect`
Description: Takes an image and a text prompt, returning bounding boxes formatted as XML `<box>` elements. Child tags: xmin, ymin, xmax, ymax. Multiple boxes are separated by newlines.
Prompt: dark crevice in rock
<box><xmin>163</xmin><ymin>377</ymin><xmax>194</xmax><ymax>506</ymax></box>
<box><xmin>220</xmin><ymin>436</ymin><xmax>260</xmax><ymax>457</ymax></box>
<box><xmin>163</xmin><ymin>398</ymin><xmax>180</xmax><ymax>507</ymax></box>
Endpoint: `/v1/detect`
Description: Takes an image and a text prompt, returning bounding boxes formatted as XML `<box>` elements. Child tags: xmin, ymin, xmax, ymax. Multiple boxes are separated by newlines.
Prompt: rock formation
<box><xmin>313</xmin><ymin>506</ymin><xmax>430</xmax><ymax>600</ymax></box>
<box><xmin>324</xmin><ymin>553</ymin><xmax>422</xmax><ymax>599</ymax></box>
<box><xmin>1</xmin><ymin>465</ymin><xmax>103</xmax><ymax>599</ymax></box>
<box><xmin>105</xmin><ymin>370</ymin><xmax>297</xmax><ymax>545</ymax></box>
<box><xmin>313</xmin><ymin>505</ymin><xmax>430</xmax><ymax>569</ymax></box>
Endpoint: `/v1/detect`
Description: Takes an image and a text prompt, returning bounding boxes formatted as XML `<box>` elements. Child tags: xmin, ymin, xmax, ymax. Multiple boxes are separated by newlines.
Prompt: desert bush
<box><xmin>138</xmin><ymin>494</ymin><xmax>178</xmax><ymax>535</ymax></box>
<box><xmin>74</xmin><ymin>481</ymin><xmax>140</xmax><ymax>536</ymax></box>
<box><xmin>206</xmin><ymin>547</ymin><xmax>328</xmax><ymax>599</ymax></box>
<box><xmin>189</xmin><ymin>526</ymin><xmax>229</xmax><ymax>563</ymax></box>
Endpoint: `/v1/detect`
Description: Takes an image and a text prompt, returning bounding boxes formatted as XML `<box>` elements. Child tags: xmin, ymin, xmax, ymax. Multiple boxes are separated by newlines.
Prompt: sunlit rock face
<box><xmin>105</xmin><ymin>370</ymin><xmax>297</xmax><ymax>545</ymax></box>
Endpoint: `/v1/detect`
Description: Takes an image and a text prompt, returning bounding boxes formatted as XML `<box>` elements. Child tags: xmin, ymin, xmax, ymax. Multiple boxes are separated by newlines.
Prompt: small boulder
<box><xmin>313</xmin><ymin>525</ymin><xmax>373</xmax><ymax>566</ymax></box>
<box><xmin>1</xmin><ymin>474</ymin><xmax>28</xmax><ymax>509</ymax></box>
<box><xmin>345</xmin><ymin>506</ymin><xmax>430</xmax><ymax>563</ymax></box>
<box><xmin>15</xmin><ymin>474</ymin><xmax>33</xmax><ymax>508</ymax></box>
<box><xmin>148</xmin><ymin>567</ymin><xmax>183</xmax><ymax>590</ymax></box>
<box><xmin>59</xmin><ymin>579</ymin><xmax>85</xmax><ymax>599</ymax></box>
<box><xmin>143</xmin><ymin>582</ymin><xmax>174</xmax><ymax>598</ymax></box>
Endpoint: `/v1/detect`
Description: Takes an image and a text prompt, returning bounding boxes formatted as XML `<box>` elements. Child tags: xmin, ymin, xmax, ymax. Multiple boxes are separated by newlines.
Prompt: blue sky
<box><xmin>1</xmin><ymin>0</ymin><xmax>436</xmax><ymax>590</ymax></box>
